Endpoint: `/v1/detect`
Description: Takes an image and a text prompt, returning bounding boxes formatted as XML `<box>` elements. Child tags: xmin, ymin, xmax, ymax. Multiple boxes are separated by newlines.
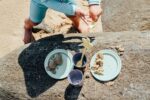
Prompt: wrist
<box><xmin>88</xmin><ymin>0</ymin><xmax>101</xmax><ymax>5</ymax></box>
<box><xmin>89</xmin><ymin>4</ymin><xmax>100</xmax><ymax>7</ymax></box>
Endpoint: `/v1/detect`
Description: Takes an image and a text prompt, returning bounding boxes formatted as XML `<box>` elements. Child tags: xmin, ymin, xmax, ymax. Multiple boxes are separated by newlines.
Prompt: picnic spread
<box><xmin>44</xmin><ymin>37</ymin><xmax>122</xmax><ymax>85</ymax></box>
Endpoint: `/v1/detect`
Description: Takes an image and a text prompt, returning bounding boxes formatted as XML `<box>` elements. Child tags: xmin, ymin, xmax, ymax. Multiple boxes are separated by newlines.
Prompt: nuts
<box><xmin>54</xmin><ymin>53</ymin><xmax>62</xmax><ymax>65</ymax></box>
<box><xmin>47</xmin><ymin>53</ymin><xmax>63</xmax><ymax>74</ymax></box>
<box><xmin>85</xmin><ymin>72</ymin><xmax>90</xmax><ymax>78</ymax></box>
<box><xmin>96</xmin><ymin>53</ymin><xmax>104</xmax><ymax>59</ymax></box>
<box><xmin>105</xmin><ymin>81</ymin><xmax>114</xmax><ymax>86</ymax></box>
<box><xmin>94</xmin><ymin>70</ymin><xmax>103</xmax><ymax>75</ymax></box>
<box><xmin>110</xmin><ymin>45</ymin><xmax>125</xmax><ymax>56</ymax></box>
<box><xmin>91</xmin><ymin>52</ymin><xmax>104</xmax><ymax>75</ymax></box>
<box><xmin>115</xmin><ymin>46</ymin><xmax>124</xmax><ymax>52</ymax></box>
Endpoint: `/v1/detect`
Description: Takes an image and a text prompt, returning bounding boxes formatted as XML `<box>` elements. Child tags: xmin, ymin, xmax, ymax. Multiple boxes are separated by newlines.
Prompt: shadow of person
<box><xmin>64</xmin><ymin>84</ymin><xmax>82</xmax><ymax>100</ymax></box>
<box><xmin>18</xmin><ymin>34</ymin><xmax>95</xmax><ymax>98</ymax></box>
<box><xmin>66</xmin><ymin>26</ymin><xmax>79</xmax><ymax>33</ymax></box>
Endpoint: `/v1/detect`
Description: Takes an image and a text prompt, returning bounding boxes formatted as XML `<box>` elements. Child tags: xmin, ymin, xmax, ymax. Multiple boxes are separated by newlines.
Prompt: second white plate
<box><xmin>90</xmin><ymin>49</ymin><xmax>122</xmax><ymax>81</ymax></box>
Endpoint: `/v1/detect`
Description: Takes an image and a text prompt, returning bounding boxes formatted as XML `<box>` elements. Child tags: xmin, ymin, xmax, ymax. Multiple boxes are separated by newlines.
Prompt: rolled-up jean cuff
<box><xmin>88</xmin><ymin>2</ymin><xmax>100</xmax><ymax>5</ymax></box>
<box><xmin>29</xmin><ymin>16</ymin><xmax>42</xmax><ymax>23</ymax></box>
<box><xmin>72</xmin><ymin>5</ymin><xmax>76</xmax><ymax>15</ymax></box>
<box><xmin>88</xmin><ymin>0</ymin><xmax>101</xmax><ymax>5</ymax></box>
<box><xmin>65</xmin><ymin>4</ymin><xmax>76</xmax><ymax>16</ymax></box>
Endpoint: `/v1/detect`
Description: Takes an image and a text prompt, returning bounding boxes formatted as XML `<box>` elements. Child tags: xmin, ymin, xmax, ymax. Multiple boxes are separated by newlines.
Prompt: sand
<box><xmin>0</xmin><ymin>0</ymin><xmax>29</xmax><ymax>58</ymax></box>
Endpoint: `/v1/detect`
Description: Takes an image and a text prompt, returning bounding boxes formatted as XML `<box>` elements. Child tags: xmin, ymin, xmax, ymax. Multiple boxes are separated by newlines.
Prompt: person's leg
<box><xmin>65</xmin><ymin>0</ymin><xmax>91</xmax><ymax>33</ymax></box>
<box><xmin>24</xmin><ymin>18</ymin><xmax>38</xmax><ymax>44</ymax></box>
<box><xmin>23</xmin><ymin>0</ymin><xmax>48</xmax><ymax>44</ymax></box>
<box><xmin>68</xmin><ymin>16</ymin><xmax>90</xmax><ymax>33</ymax></box>
<box><xmin>43</xmin><ymin>0</ymin><xmax>90</xmax><ymax>33</ymax></box>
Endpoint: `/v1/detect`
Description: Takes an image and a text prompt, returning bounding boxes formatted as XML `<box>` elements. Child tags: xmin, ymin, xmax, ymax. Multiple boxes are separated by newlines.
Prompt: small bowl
<box><xmin>67</xmin><ymin>69</ymin><xmax>83</xmax><ymax>87</ymax></box>
<box><xmin>73</xmin><ymin>53</ymin><xmax>87</xmax><ymax>68</ymax></box>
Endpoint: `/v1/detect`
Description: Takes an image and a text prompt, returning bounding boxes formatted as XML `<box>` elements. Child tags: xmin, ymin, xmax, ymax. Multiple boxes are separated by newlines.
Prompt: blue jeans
<box><xmin>30</xmin><ymin>0</ymin><xmax>76</xmax><ymax>23</ymax></box>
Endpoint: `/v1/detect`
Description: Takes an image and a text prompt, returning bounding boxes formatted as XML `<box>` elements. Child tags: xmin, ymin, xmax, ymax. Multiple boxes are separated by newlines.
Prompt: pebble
<box><xmin>85</xmin><ymin>72</ymin><xmax>90</xmax><ymax>78</ymax></box>
<box><xmin>105</xmin><ymin>81</ymin><xmax>115</xmax><ymax>86</ymax></box>
<box><xmin>119</xmin><ymin>52</ymin><xmax>124</xmax><ymax>56</ymax></box>
<box><xmin>118</xmin><ymin>47</ymin><xmax>124</xmax><ymax>52</ymax></box>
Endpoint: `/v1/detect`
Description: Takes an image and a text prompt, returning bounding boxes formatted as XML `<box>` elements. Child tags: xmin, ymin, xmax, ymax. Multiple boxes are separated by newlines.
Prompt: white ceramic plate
<box><xmin>90</xmin><ymin>49</ymin><xmax>122</xmax><ymax>81</ymax></box>
<box><xmin>44</xmin><ymin>49</ymin><xmax>74</xmax><ymax>79</ymax></box>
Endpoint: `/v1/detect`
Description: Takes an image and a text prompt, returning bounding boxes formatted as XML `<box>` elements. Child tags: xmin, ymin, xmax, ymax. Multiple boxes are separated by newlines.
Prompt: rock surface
<box><xmin>0</xmin><ymin>31</ymin><xmax>150</xmax><ymax>100</ymax></box>
<box><xmin>102</xmin><ymin>0</ymin><xmax>150</xmax><ymax>32</ymax></box>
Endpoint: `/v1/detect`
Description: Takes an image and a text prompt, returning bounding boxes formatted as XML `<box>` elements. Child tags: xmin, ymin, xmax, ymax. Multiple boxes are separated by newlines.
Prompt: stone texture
<box><xmin>0</xmin><ymin>31</ymin><xmax>150</xmax><ymax>100</ymax></box>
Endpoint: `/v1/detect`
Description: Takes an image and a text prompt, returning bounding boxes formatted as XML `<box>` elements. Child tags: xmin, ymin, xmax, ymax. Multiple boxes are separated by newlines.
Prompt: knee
<box><xmin>24</xmin><ymin>18</ymin><xmax>39</xmax><ymax>29</ymax></box>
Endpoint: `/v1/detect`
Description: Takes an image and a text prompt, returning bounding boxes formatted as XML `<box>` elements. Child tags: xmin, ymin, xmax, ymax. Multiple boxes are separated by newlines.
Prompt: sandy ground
<box><xmin>0</xmin><ymin>0</ymin><xmax>150</xmax><ymax>58</ymax></box>
<box><xmin>0</xmin><ymin>0</ymin><xmax>29</xmax><ymax>58</ymax></box>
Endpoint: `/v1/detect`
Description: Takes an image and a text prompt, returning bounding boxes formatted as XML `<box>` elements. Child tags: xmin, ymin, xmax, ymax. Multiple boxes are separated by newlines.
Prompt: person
<box><xmin>23</xmin><ymin>0</ymin><xmax>102</xmax><ymax>44</ymax></box>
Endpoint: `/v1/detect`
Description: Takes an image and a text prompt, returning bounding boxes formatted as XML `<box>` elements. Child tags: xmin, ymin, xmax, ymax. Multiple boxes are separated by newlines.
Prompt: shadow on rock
<box><xmin>18</xmin><ymin>34</ymin><xmax>94</xmax><ymax>98</ymax></box>
<box><xmin>64</xmin><ymin>84</ymin><xmax>82</xmax><ymax>100</ymax></box>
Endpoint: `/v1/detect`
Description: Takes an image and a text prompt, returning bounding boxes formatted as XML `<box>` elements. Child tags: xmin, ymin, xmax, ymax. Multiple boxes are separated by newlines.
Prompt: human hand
<box><xmin>89</xmin><ymin>4</ymin><xmax>102</xmax><ymax>22</ymax></box>
<box><xmin>75</xmin><ymin>7</ymin><xmax>88</xmax><ymax>17</ymax></box>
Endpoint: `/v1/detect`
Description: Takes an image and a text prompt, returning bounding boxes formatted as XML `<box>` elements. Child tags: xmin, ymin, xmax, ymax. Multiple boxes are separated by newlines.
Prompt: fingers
<box><xmin>80</xmin><ymin>10</ymin><xmax>89</xmax><ymax>18</ymax></box>
<box><xmin>81</xmin><ymin>16</ymin><xmax>89</xmax><ymax>26</ymax></box>
<box><xmin>90</xmin><ymin>9</ymin><xmax>102</xmax><ymax>22</ymax></box>
<box><xmin>89</xmin><ymin>5</ymin><xmax>103</xmax><ymax>22</ymax></box>
<box><xmin>75</xmin><ymin>7</ymin><xmax>89</xmax><ymax>17</ymax></box>
<box><xmin>84</xmin><ymin>16</ymin><xmax>93</xmax><ymax>22</ymax></box>
<box><xmin>92</xmin><ymin>16</ymin><xmax>98</xmax><ymax>22</ymax></box>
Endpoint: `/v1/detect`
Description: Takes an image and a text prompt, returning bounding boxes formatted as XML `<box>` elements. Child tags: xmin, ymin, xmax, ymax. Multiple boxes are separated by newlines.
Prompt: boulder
<box><xmin>0</xmin><ymin>31</ymin><xmax>150</xmax><ymax>99</ymax></box>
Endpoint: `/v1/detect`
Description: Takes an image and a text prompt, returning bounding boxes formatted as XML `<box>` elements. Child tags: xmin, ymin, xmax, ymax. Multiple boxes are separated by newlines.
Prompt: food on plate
<box><xmin>47</xmin><ymin>53</ymin><xmax>63</xmax><ymax>74</ymax></box>
<box><xmin>54</xmin><ymin>53</ymin><xmax>63</xmax><ymax>65</ymax></box>
<box><xmin>96</xmin><ymin>53</ymin><xmax>104</xmax><ymax>59</ymax></box>
<box><xmin>91</xmin><ymin>52</ymin><xmax>104</xmax><ymax>75</ymax></box>
<box><xmin>94</xmin><ymin>69</ymin><xmax>103</xmax><ymax>75</ymax></box>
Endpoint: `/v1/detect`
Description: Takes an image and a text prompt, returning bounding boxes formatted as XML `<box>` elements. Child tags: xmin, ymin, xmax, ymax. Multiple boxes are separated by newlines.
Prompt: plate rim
<box><xmin>90</xmin><ymin>49</ymin><xmax>122</xmax><ymax>81</ymax></box>
<box><xmin>44</xmin><ymin>49</ymin><xmax>74</xmax><ymax>79</ymax></box>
